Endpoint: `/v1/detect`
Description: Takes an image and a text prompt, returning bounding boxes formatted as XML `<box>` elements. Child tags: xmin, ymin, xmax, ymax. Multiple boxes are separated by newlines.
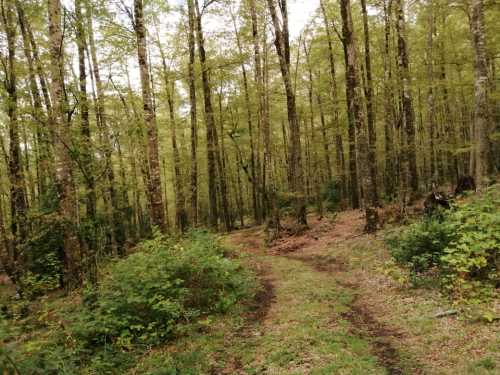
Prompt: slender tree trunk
<box><xmin>47</xmin><ymin>0</ymin><xmax>82</xmax><ymax>289</ymax></box>
<box><xmin>340</xmin><ymin>0</ymin><xmax>379</xmax><ymax>232</ymax></box>
<box><xmin>133</xmin><ymin>0</ymin><xmax>166</xmax><ymax>231</ymax></box>
<box><xmin>86</xmin><ymin>0</ymin><xmax>124</xmax><ymax>252</ymax></box>
<box><xmin>320</xmin><ymin>0</ymin><xmax>347</xmax><ymax>199</ymax></box>
<box><xmin>16</xmin><ymin>1</ymin><xmax>52</xmax><ymax>198</ymax></box>
<box><xmin>75</xmin><ymin>0</ymin><xmax>96</xmax><ymax>227</ymax></box>
<box><xmin>382</xmin><ymin>0</ymin><xmax>396</xmax><ymax>199</ymax></box>
<box><xmin>267</xmin><ymin>0</ymin><xmax>307</xmax><ymax>226</ymax></box>
<box><xmin>194</xmin><ymin>0</ymin><xmax>218</xmax><ymax>229</ymax></box>
<box><xmin>360</xmin><ymin>0</ymin><xmax>378</xmax><ymax>205</ymax></box>
<box><xmin>470</xmin><ymin>0</ymin><xmax>490</xmax><ymax>188</ymax></box>
<box><xmin>426</xmin><ymin>4</ymin><xmax>437</xmax><ymax>182</ymax></box>
<box><xmin>161</xmin><ymin>57</ymin><xmax>188</xmax><ymax>232</ymax></box>
<box><xmin>187</xmin><ymin>0</ymin><xmax>198</xmax><ymax>226</ymax></box>
<box><xmin>395</xmin><ymin>0</ymin><xmax>419</xmax><ymax>199</ymax></box>
<box><xmin>1</xmin><ymin>0</ymin><xmax>27</xmax><ymax>286</ymax></box>
<box><xmin>231</xmin><ymin>8</ymin><xmax>260</xmax><ymax>224</ymax></box>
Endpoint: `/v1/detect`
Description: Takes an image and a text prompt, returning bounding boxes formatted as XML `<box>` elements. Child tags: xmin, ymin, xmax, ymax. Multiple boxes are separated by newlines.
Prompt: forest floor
<box><xmin>130</xmin><ymin>210</ymin><xmax>499</xmax><ymax>374</ymax></box>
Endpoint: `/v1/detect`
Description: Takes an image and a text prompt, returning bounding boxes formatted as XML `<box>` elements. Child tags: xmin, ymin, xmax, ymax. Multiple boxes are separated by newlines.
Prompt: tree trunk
<box><xmin>395</xmin><ymin>0</ymin><xmax>419</xmax><ymax>200</ymax></box>
<box><xmin>1</xmin><ymin>0</ymin><xmax>27</xmax><ymax>286</ymax></box>
<box><xmin>360</xmin><ymin>0</ymin><xmax>379</xmax><ymax>206</ymax></box>
<box><xmin>470</xmin><ymin>0</ymin><xmax>491</xmax><ymax>188</ymax></box>
<box><xmin>382</xmin><ymin>0</ymin><xmax>396</xmax><ymax>199</ymax></box>
<box><xmin>86</xmin><ymin>0</ymin><xmax>124</xmax><ymax>252</ymax></box>
<box><xmin>267</xmin><ymin>0</ymin><xmax>307</xmax><ymax>226</ymax></box>
<box><xmin>340</xmin><ymin>0</ymin><xmax>378</xmax><ymax>232</ymax></box>
<box><xmin>133</xmin><ymin>0</ymin><xmax>166</xmax><ymax>231</ymax></box>
<box><xmin>75</xmin><ymin>0</ymin><xmax>96</xmax><ymax>226</ymax></box>
<box><xmin>161</xmin><ymin>56</ymin><xmax>188</xmax><ymax>232</ymax></box>
<box><xmin>187</xmin><ymin>0</ymin><xmax>198</xmax><ymax>226</ymax></box>
<box><xmin>231</xmin><ymin>8</ymin><xmax>260</xmax><ymax>224</ymax></box>
<box><xmin>193</xmin><ymin>0</ymin><xmax>218</xmax><ymax>229</ymax></box>
<box><xmin>320</xmin><ymin>0</ymin><xmax>347</xmax><ymax>199</ymax></box>
<box><xmin>47</xmin><ymin>0</ymin><xmax>82</xmax><ymax>289</ymax></box>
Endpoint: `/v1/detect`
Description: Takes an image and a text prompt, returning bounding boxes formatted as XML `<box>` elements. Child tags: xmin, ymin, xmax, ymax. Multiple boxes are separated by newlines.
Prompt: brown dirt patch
<box><xmin>341</xmin><ymin>296</ymin><xmax>413</xmax><ymax>375</ymax></box>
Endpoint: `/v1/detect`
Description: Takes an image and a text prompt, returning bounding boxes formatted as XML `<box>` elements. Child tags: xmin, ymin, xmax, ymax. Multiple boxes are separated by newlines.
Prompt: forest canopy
<box><xmin>0</xmin><ymin>0</ymin><xmax>498</xmax><ymax>290</ymax></box>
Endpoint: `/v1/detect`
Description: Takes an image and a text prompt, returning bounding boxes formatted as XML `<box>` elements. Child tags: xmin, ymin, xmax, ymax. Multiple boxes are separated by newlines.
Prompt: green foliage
<box><xmin>0</xmin><ymin>231</ymin><xmax>255</xmax><ymax>374</ymax></box>
<box><xmin>440</xmin><ymin>187</ymin><xmax>500</xmax><ymax>302</ymax></box>
<box><xmin>321</xmin><ymin>180</ymin><xmax>342</xmax><ymax>212</ymax></box>
<box><xmin>386</xmin><ymin>216</ymin><xmax>455</xmax><ymax>274</ymax></box>
<box><xmin>387</xmin><ymin>186</ymin><xmax>500</xmax><ymax>305</ymax></box>
<box><xmin>21</xmin><ymin>212</ymin><xmax>64</xmax><ymax>298</ymax></box>
<box><xmin>73</xmin><ymin>230</ymin><xmax>254</xmax><ymax>348</ymax></box>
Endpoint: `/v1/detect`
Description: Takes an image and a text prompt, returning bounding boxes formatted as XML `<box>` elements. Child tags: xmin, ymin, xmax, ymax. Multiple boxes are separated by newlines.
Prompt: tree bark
<box><xmin>161</xmin><ymin>55</ymin><xmax>188</xmax><ymax>232</ymax></box>
<box><xmin>193</xmin><ymin>0</ymin><xmax>218</xmax><ymax>229</ymax></box>
<box><xmin>267</xmin><ymin>0</ymin><xmax>307</xmax><ymax>226</ymax></box>
<box><xmin>470</xmin><ymin>0</ymin><xmax>491</xmax><ymax>188</ymax></box>
<box><xmin>47</xmin><ymin>0</ymin><xmax>82</xmax><ymax>289</ymax></box>
<box><xmin>75</xmin><ymin>0</ymin><xmax>96</xmax><ymax>226</ymax></box>
<box><xmin>395</xmin><ymin>0</ymin><xmax>419</xmax><ymax>199</ymax></box>
<box><xmin>340</xmin><ymin>0</ymin><xmax>378</xmax><ymax>232</ymax></box>
<box><xmin>360</xmin><ymin>0</ymin><xmax>379</xmax><ymax>206</ymax></box>
<box><xmin>231</xmin><ymin>8</ymin><xmax>260</xmax><ymax>224</ymax></box>
<box><xmin>320</xmin><ymin>0</ymin><xmax>347</xmax><ymax>199</ymax></box>
<box><xmin>1</xmin><ymin>0</ymin><xmax>27</xmax><ymax>286</ymax></box>
<box><xmin>187</xmin><ymin>0</ymin><xmax>198</xmax><ymax>226</ymax></box>
<box><xmin>133</xmin><ymin>0</ymin><xmax>166</xmax><ymax>231</ymax></box>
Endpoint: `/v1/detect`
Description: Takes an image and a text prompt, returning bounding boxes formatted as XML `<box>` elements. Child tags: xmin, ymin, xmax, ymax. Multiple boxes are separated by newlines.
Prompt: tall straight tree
<box><xmin>133</xmin><ymin>0</ymin><xmax>166</xmax><ymax>231</ymax></box>
<box><xmin>320</xmin><ymin>0</ymin><xmax>347</xmax><ymax>200</ymax></box>
<box><xmin>469</xmin><ymin>0</ymin><xmax>491</xmax><ymax>188</ymax></box>
<box><xmin>194</xmin><ymin>0</ymin><xmax>218</xmax><ymax>229</ymax></box>
<box><xmin>75</xmin><ymin>0</ymin><xmax>96</xmax><ymax>223</ymax></box>
<box><xmin>86</xmin><ymin>0</ymin><xmax>124</xmax><ymax>252</ymax></box>
<box><xmin>360</xmin><ymin>0</ymin><xmax>378</xmax><ymax>205</ymax></box>
<box><xmin>1</xmin><ymin>0</ymin><xmax>27</xmax><ymax>286</ymax></box>
<box><xmin>187</xmin><ymin>0</ymin><xmax>198</xmax><ymax>226</ymax></box>
<box><xmin>16</xmin><ymin>0</ymin><xmax>52</xmax><ymax>199</ymax></box>
<box><xmin>339</xmin><ymin>0</ymin><xmax>379</xmax><ymax>232</ymax></box>
<box><xmin>395</xmin><ymin>0</ymin><xmax>419</xmax><ymax>196</ymax></box>
<box><xmin>267</xmin><ymin>0</ymin><xmax>307</xmax><ymax>226</ymax></box>
<box><xmin>47</xmin><ymin>0</ymin><xmax>82</xmax><ymax>289</ymax></box>
<box><xmin>382</xmin><ymin>0</ymin><xmax>396</xmax><ymax>198</ymax></box>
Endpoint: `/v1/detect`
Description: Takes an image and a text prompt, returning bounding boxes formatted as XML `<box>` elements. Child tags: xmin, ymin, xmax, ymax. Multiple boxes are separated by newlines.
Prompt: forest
<box><xmin>0</xmin><ymin>0</ymin><xmax>499</xmax><ymax>373</ymax></box>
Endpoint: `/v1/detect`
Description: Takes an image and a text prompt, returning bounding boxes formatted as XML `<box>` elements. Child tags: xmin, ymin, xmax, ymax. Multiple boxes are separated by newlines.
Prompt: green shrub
<box><xmin>73</xmin><ymin>230</ymin><xmax>254</xmax><ymax>348</ymax></box>
<box><xmin>386</xmin><ymin>216</ymin><xmax>455</xmax><ymax>274</ymax></box>
<box><xmin>387</xmin><ymin>185</ymin><xmax>500</xmax><ymax>303</ymax></box>
<box><xmin>440</xmin><ymin>187</ymin><xmax>500</xmax><ymax>301</ymax></box>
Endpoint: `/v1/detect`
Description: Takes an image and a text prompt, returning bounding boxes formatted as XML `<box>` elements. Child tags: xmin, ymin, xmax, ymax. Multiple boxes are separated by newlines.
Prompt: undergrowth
<box><xmin>386</xmin><ymin>185</ymin><xmax>499</xmax><ymax>320</ymax></box>
<box><xmin>0</xmin><ymin>230</ymin><xmax>256</xmax><ymax>374</ymax></box>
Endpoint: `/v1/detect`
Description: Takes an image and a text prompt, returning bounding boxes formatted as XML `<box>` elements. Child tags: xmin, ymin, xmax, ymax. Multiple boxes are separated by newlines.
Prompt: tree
<box><xmin>395</xmin><ymin>0</ymin><xmax>419</xmax><ymax>198</ymax></box>
<box><xmin>193</xmin><ymin>0</ymin><xmax>219</xmax><ymax>229</ymax></box>
<box><xmin>1</xmin><ymin>0</ymin><xmax>27</xmax><ymax>286</ymax></box>
<box><xmin>267</xmin><ymin>0</ymin><xmax>307</xmax><ymax>226</ymax></box>
<box><xmin>469</xmin><ymin>0</ymin><xmax>491</xmax><ymax>188</ymax></box>
<box><xmin>47</xmin><ymin>0</ymin><xmax>82</xmax><ymax>289</ymax></box>
<box><xmin>339</xmin><ymin>0</ymin><xmax>379</xmax><ymax>232</ymax></box>
<box><xmin>133</xmin><ymin>0</ymin><xmax>166</xmax><ymax>231</ymax></box>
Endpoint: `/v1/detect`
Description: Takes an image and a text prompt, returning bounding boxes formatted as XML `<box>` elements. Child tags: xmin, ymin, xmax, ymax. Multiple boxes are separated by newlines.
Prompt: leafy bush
<box><xmin>73</xmin><ymin>230</ymin><xmax>254</xmax><ymax>347</ymax></box>
<box><xmin>440</xmin><ymin>187</ymin><xmax>500</xmax><ymax>301</ymax></box>
<box><xmin>387</xmin><ymin>185</ymin><xmax>500</xmax><ymax>303</ymax></box>
<box><xmin>386</xmin><ymin>216</ymin><xmax>455</xmax><ymax>274</ymax></box>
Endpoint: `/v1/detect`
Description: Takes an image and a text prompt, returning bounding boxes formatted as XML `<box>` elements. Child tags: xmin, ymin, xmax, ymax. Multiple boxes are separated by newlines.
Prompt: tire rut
<box><xmin>290</xmin><ymin>253</ymin><xmax>423</xmax><ymax>375</ymax></box>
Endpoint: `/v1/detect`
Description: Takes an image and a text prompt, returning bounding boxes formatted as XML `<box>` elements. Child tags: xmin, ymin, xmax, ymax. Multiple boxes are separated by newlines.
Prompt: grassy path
<box><xmin>130</xmin><ymin>212</ymin><xmax>498</xmax><ymax>374</ymax></box>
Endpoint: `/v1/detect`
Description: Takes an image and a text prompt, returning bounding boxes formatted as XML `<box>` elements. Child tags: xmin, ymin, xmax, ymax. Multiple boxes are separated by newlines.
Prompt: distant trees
<box><xmin>0</xmin><ymin>0</ymin><xmax>497</xmax><ymax>290</ymax></box>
